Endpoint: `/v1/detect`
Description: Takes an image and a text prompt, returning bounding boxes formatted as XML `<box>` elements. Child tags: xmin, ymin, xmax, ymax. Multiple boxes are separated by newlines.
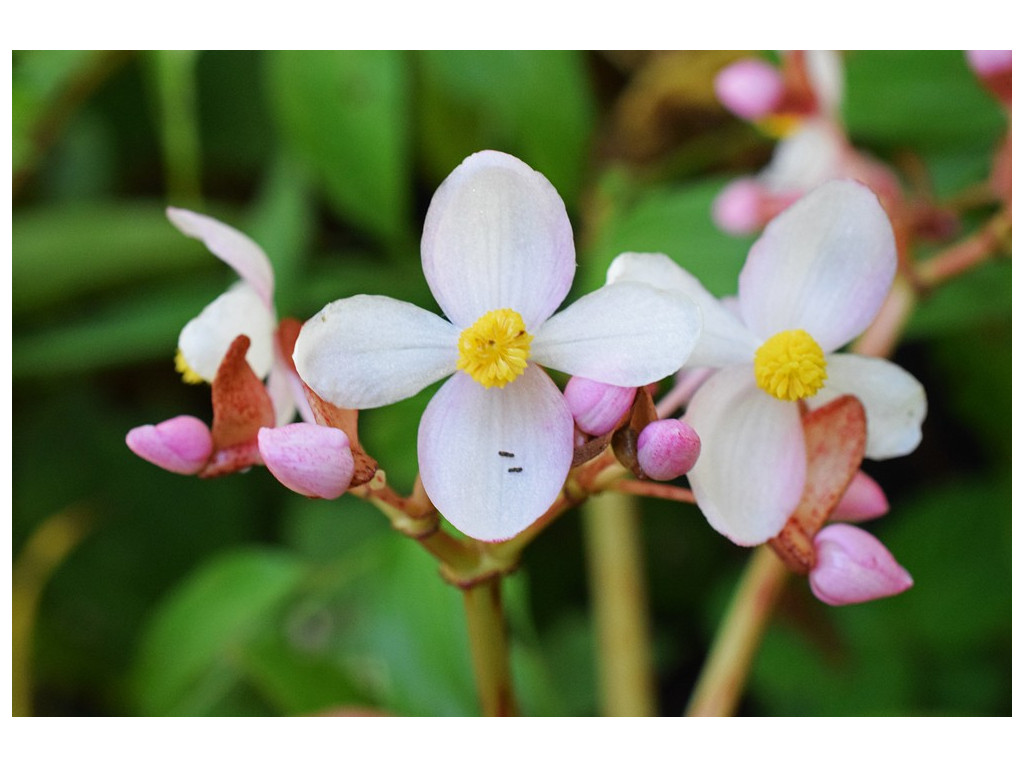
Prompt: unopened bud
<box><xmin>258</xmin><ymin>423</ymin><xmax>353</xmax><ymax>499</ymax></box>
<box><xmin>636</xmin><ymin>419</ymin><xmax>701</xmax><ymax>481</ymax></box>
<box><xmin>714</xmin><ymin>58</ymin><xmax>785</xmax><ymax>121</ymax></box>
<box><xmin>126</xmin><ymin>415</ymin><xmax>213</xmax><ymax>475</ymax></box>
<box><xmin>564</xmin><ymin>376</ymin><xmax>636</xmax><ymax>436</ymax></box>
<box><xmin>809</xmin><ymin>524</ymin><xmax>913</xmax><ymax>606</ymax></box>
<box><xmin>712</xmin><ymin>178</ymin><xmax>766</xmax><ymax>235</ymax></box>
<box><xmin>831</xmin><ymin>471</ymin><xmax>889</xmax><ymax>523</ymax></box>
<box><xmin>966</xmin><ymin>49</ymin><xmax>1012</xmax><ymax>78</ymax></box>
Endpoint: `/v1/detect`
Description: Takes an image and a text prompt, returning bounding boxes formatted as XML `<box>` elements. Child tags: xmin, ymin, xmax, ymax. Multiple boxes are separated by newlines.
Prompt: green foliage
<box><xmin>12</xmin><ymin>50</ymin><xmax>1010</xmax><ymax>717</ymax></box>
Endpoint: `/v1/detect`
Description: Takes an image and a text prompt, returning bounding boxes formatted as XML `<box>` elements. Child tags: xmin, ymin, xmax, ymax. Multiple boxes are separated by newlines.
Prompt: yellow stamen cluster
<box><xmin>174</xmin><ymin>348</ymin><xmax>205</xmax><ymax>385</ymax></box>
<box><xmin>754</xmin><ymin>329</ymin><xmax>827</xmax><ymax>401</ymax></box>
<box><xmin>757</xmin><ymin>112</ymin><xmax>803</xmax><ymax>139</ymax></box>
<box><xmin>457</xmin><ymin>308</ymin><xmax>533</xmax><ymax>389</ymax></box>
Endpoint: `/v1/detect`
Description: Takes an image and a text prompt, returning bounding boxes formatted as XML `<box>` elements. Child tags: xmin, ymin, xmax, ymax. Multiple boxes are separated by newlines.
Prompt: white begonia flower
<box><xmin>168</xmin><ymin>207</ymin><xmax>303</xmax><ymax>426</ymax></box>
<box><xmin>294</xmin><ymin>150</ymin><xmax>702</xmax><ymax>541</ymax></box>
<box><xmin>608</xmin><ymin>179</ymin><xmax>926</xmax><ymax>546</ymax></box>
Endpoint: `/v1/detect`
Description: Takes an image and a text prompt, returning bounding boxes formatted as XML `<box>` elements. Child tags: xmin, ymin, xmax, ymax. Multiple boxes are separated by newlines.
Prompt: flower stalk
<box><xmin>462</xmin><ymin>577</ymin><xmax>518</xmax><ymax>716</ymax></box>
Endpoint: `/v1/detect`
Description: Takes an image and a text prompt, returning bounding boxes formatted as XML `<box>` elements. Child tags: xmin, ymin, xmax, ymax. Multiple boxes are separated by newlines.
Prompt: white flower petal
<box><xmin>738</xmin><ymin>179</ymin><xmax>897</xmax><ymax>352</ymax></box>
<box><xmin>757</xmin><ymin>120</ymin><xmax>845</xmax><ymax>194</ymax></box>
<box><xmin>808</xmin><ymin>354</ymin><xmax>926</xmax><ymax>460</ymax></box>
<box><xmin>804</xmin><ymin>50</ymin><xmax>845</xmax><ymax>116</ymax></box>
<box><xmin>421</xmin><ymin>150</ymin><xmax>576</xmax><ymax>330</ymax></box>
<box><xmin>294</xmin><ymin>295</ymin><xmax>459</xmax><ymax>409</ymax></box>
<box><xmin>178</xmin><ymin>282</ymin><xmax>276</xmax><ymax>382</ymax></box>
<box><xmin>167</xmin><ymin>207</ymin><xmax>275</xmax><ymax>308</ymax></box>
<box><xmin>532</xmin><ymin>281</ymin><xmax>700</xmax><ymax>386</ymax></box>
<box><xmin>418</xmin><ymin>365</ymin><xmax>574</xmax><ymax>541</ymax></box>
<box><xmin>266</xmin><ymin>357</ymin><xmax>302</xmax><ymax>427</ymax></box>
<box><xmin>684</xmin><ymin>366</ymin><xmax>806</xmax><ymax>545</ymax></box>
<box><xmin>606</xmin><ymin>252</ymin><xmax>758</xmax><ymax>368</ymax></box>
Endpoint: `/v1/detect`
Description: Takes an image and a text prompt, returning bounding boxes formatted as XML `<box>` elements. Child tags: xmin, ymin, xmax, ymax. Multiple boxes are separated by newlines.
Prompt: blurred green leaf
<box><xmin>584</xmin><ymin>174</ymin><xmax>751</xmax><ymax>295</ymax></box>
<box><xmin>131</xmin><ymin>548</ymin><xmax>308</xmax><ymax>716</ymax></box>
<box><xmin>905</xmin><ymin>258</ymin><xmax>1011</xmax><ymax>339</ymax></box>
<box><xmin>13</xmin><ymin>202</ymin><xmax>216</xmax><ymax>315</ymax></box>
<box><xmin>265</xmin><ymin>51</ymin><xmax>411</xmax><ymax>243</ymax></box>
<box><xmin>416</xmin><ymin>50</ymin><xmax>596</xmax><ymax>209</ymax></box>
<box><xmin>144</xmin><ymin>50</ymin><xmax>202</xmax><ymax>206</ymax></box>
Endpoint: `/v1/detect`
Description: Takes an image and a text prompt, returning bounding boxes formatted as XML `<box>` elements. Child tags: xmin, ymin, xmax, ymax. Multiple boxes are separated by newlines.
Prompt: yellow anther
<box><xmin>174</xmin><ymin>348</ymin><xmax>206</xmax><ymax>385</ymax></box>
<box><xmin>754</xmin><ymin>329</ymin><xmax>827</xmax><ymax>401</ymax></box>
<box><xmin>756</xmin><ymin>112</ymin><xmax>803</xmax><ymax>139</ymax></box>
<box><xmin>457</xmin><ymin>308</ymin><xmax>532</xmax><ymax>389</ymax></box>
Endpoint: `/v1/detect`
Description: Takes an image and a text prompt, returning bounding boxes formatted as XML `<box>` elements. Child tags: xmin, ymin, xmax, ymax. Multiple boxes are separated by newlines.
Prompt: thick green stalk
<box><xmin>462</xmin><ymin>577</ymin><xmax>518</xmax><ymax>716</ymax></box>
<box><xmin>685</xmin><ymin>546</ymin><xmax>789</xmax><ymax>716</ymax></box>
<box><xmin>584</xmin><ymin>492</ymin><xmax>657</xmax><ymax>716</ymax></box>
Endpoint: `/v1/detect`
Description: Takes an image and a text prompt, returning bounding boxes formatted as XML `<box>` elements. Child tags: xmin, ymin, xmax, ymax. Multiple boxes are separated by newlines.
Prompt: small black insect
<box><xmin>507</xmin><ymin>467</ymin><xmax>523</xmax><ymax>473</ymax></box>
<box><xmin>498</xmin><ymin>450</ymin><xmax>515</xmax><ymax>458</ymax></box>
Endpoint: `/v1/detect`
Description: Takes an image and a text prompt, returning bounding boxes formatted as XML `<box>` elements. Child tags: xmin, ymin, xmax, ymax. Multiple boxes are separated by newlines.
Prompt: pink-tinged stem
<box><xmin>462</xmin><ymin>578</ymin><xmax>518</xmax><ymax>716</ymax></box>
<box><xmin>685</xmin><ymin>546</ymin><xmax>789</xmax><ymax>716</ymax></box>
<box><xmin>916</xmin><ymin>210</ymin><xmax>1011</xmax><ymax>289</ymax></box>
<box><xmin>584</xmin><ymin>492</ymin><xmax>658</xmax><ymax>716</ymax></box>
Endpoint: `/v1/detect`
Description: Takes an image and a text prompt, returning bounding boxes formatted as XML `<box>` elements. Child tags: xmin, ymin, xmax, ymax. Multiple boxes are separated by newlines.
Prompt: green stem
<box><xmin>462</xmin><ymin>578</ymin><xmax>518</xmax><ymax>716</ymax></box>
<box><xmin>583</xmin><ymin>492</ymin><xmax>657</xmax><ymax>716</ymax></box>
<box><xmin>685</xmin><ymin>546</ymin><xmax>789</xmax><ymax>716</ymax></box>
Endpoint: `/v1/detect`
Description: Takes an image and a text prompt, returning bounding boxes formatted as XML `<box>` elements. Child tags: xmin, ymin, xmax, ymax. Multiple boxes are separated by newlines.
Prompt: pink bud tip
<box><xmin>125</xmin><ymin>415</ymin><xmax>213</xmax><ymax>475</ymax></box>
<box><xmin>712</xmin><ymin>178</ymin><xmax>766</xmax><ymax>235</ymax></box>
<box><xmin>831</xmin><ymin>471</ymin><xmax>889</xmax><ymax>523</ymax></box>
<box><xmin>714</xmin><ymin>58</ymin><xmax>785</xmax><ymax>121</ymax></box>
<box><xmin>564</xmin><ymin>376</ymin><xmax>636</xmax><ymax>436</ymax></box>
<box><xmin>636</xmin><ymin>419</ymin><xmax>701</xmax><ymax>481</ymax></box>
<box><xmin>966</xmin><ymin>50</ymin><xmax>1012</xmax><ymax>78</ymax></box>
<box><xmin>258</xmin><ymin>423</ymin><xmax>353</xmax><ymax>499</ymax></box>
<box><xmin>810</xmin><ymin>524</ymin><xmax>913</xmax><ymax>606</ymax></box>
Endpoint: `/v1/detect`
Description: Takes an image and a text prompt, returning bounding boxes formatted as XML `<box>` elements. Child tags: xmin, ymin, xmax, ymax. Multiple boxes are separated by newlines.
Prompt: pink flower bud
<box><xmin>564</xmin><ymin>376</ymin><xmax>636</xmax><ymax>436</ymax></box>
<box><xmin>966</xmin><ymin>50</ymin><xmax>1012</xmax><ymax>78</ymax></box>
<box><xmin>810</xmin><ymin>524</ymin><xmax>913</xmax><ymax>606</ymax></box>
<box><xmin>126</xmin><ymin>415</ymin><xmax>213</xmax><ymax>475</ymax></box>
<box><xmin>712</xmin><ymin>178</ymin><xmax>766</xmax><ymax>235</ymax></box>
<box><xmin>714</xmin><ymin>58</ymin><xmax>785</xmax><ymax>121</ymax></box>
<box><xmin>258</xmin><ymin>423</ymin><xmax>353</xmax><ymax>499</ymax></box>
<box><xmin>636</xmin><ymin>419</ymin><xmax>701</xmax><ymax>481</ymax></box>
<box><xmin>831</xmin><ymin>471</ymin><xmax>889</xmax><ymax>523</ymax></box>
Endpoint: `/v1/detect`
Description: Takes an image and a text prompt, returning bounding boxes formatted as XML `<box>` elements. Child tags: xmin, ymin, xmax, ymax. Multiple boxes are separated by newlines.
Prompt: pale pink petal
<box><xmin>258</xmin><ymin>424</ymin><xmax>353</xmax><ymax>499</ymax></box>
<box><xmin>831</xmin><ymin>471</ymin><xmax>889</xmax><ymax>523</ymax></box>
<box><xmin>564</xmin><ymin>376</ymin><xmax>636</xmax><ymax>435</ymax></box>
<box><xmin>810</xmin><ymin>524</ymin><xmax>913</xmax><ymax>606</ymax></box>
<box><xmin>417</xmin><ymin>365</ymin><xmax>574</xmax><ymax>541</ymax></box>
<box><xmin>637</xmin><ymin>419</ymin><xmax>701</xmax><ymax>481</ymax></box>
<box><xmin>714</xmin><ymin>58</ymin><xmax>784</xmax><ymax>120</ymax></box>
<box><xmin>738</xmin><ymin>179</ymin><xmax>897</xmax><ymax>352</ymax></box>
<box><xmin>757</xmin><ymin>120</ymin><xmax>845</xmax><ymax>194</ymax></box>
<box><xmin>804</xmin><ymin>50</ymin><xmax>845</xmax><ymax>116</ymax></box>
<box><xmin>684</xmin><ymin>366</ymin><xmax>805</xmax><ymax>545</ymax></box>
<box><xmin>808</xmin><ymin>354</ymin><xmax>926</xmax><ymax>460</ymax></box>
<box><xmin>606</xmin><ymin>252</ymin><xmax>758</xmax><ymax>368</ymax></box>
<box><xmin>178</xmin><ymin>282</ymin><xmax>277</xmax><ymax>382</ymax></box>
<box><xmin>421</xmin><ymin>150</ymin><xmax>575</xmax><ymax>330</ymax></box>
<box><xmin>966</xmin><ymin>50</ymin><xmax>1011</xmax><ymax>78</ymax></box>
<box><xmin>167</xmin><ymin>207</ymin><xmax>274</xmax><ymax>308</ymax></box>
<box><xmin>266</xmin><ymin>357</ymin><xmax>303</xmax><ymax>427</ymax></box>
<box><xmin>532</xmin><ymin>281</ymin><xmax>700</xmax><ymax>386</ymax></box>
<box><xmin>294</xmin><ymin>295</ymin><xmax>458</xmax><ymax>410</ymax></box>
<box><xmin>126</xmin><ymin>415</ymin><xmax>213</xmax><ymax>475</ymax></box>
<box><xmin>712</xmin><ymin>178</ymin><xmax>768</xmax><ymax>235</ymax></box>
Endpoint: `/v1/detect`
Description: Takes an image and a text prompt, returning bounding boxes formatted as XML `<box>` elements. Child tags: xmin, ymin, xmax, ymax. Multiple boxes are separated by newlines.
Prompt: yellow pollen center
<box><xmin>175</xmin><ymin>348</ymin><xmax>205</xmax><ymax>385</ymax></box>
<box><xmin>754</xmin><ymin>329</ymin><xmax>827</xmax><ymax>401</ymax></box>
<box><xmin>457</xmin><ymin>308</ymin><xmax>533</xmax><ymax>389</ymax></box>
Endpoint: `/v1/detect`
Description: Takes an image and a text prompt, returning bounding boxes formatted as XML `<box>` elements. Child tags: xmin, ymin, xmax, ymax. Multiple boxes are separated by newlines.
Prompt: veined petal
<box><xmin>417</xmin><ymin>365</ymin><xmax>574</xmax><ymax>542</ymax></box>
<box><xmin>258</xmin><ymin>423</ymin><xmax>353</xmax><ymax>499</ymax></box>
<box><xmin>167</xmin><ymin>207</ymin><xmax>274</xmax><ymax>308</ymax></box>
<box><xmin>607</xmin><ymin>252</ymin><xmax>757</xmax><ymax>368</ymax></box>
<box><xmin>738</xmin><ymin>179</ymin><xmax>896</xmax><ymax>352</ymax></box>
<box><xmin>294</xmin><ymin>295</ymin><xmax>458</xmax><ymax>410</ymax></box>
<box><xmin>421</xmin><ymin>150</ymin><xmax>575</xmax><ymax>330</ymax></box>
<box><xmin>178</xmin><ymin>282</ymin><xmax>276</xmax><ymax>382</ymax></box>
<box><xmin>808</xmin><ymin>354</ymin><xmax>926</xmax><ymax>460</ymax></box>
<box><xmin>684</xmin><ymin>366</ymin><xmax>806</xmax><ymax>545</ymax></box>
<box><xmin>532</xmin><ymin>281</ymin><xmax>700</xmax><ymax>386</ymax></box>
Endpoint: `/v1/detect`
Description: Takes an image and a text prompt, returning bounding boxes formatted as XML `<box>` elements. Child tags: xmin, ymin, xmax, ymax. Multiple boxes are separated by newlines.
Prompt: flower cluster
<box><xmin>129</xmin><ymin>149</ymin><xmax>927</xmax><ymax>606</ymax></box>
